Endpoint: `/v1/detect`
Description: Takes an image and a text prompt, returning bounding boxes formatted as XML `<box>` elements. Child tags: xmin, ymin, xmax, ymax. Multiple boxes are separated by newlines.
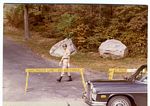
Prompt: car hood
<box><xmin>89</xmin><ymin>80</ymin><xmax>147</xmax><ymax>94</ymax></box>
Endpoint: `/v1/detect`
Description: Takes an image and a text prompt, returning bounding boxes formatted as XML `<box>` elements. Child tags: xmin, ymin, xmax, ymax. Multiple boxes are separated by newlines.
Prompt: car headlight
<box><xmin>91</xmin><ymin>89</ymin><xmax>97</xmax><ymax>101</ymax></box>
<box><xmin>92</xmin><ymin>88</ymin><xmax>96</xmax><ymax>94</ymax></box>
<box><xmin>91</xmin><ymin>86</ymin><xmax>97</xmax><ymax>101</ymax></box>
<box><xmin>90</xmin><ymin>84</ymin><xmax>96</xmax><ymax>93</ymax></box>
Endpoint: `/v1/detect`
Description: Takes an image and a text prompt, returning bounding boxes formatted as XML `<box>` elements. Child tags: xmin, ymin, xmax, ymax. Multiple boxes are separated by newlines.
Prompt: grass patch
<box><xmin>71</xmin><ymin>52</ymin><xmax>147</xmax><ymax>71</ymax></box>
<box><xmin>4</xmin><ymin>26</ymin><xmax>147</xmax><ymax>72</ymax></box>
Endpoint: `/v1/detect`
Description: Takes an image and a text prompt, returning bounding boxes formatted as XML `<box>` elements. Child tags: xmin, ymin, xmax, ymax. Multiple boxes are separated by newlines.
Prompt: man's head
<box><xmin>62</xmin><ymin>44</ymin><xmax>67</xmax><ymax>50</ymax></box>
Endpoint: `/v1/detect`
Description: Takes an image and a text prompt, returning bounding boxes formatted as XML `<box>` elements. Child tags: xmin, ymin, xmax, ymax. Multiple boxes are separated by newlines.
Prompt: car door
<box><xmin>133</xmin><ymin>76</ymin><xmax>147</xmax><ymax>106</ymax></box>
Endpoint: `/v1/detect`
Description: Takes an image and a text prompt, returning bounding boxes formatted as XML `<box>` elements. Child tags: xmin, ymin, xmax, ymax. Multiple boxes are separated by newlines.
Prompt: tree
<box><xmin>24</xmin><ymin>4</ymin><xmax>30</xmax><ymax>40</ymax></box>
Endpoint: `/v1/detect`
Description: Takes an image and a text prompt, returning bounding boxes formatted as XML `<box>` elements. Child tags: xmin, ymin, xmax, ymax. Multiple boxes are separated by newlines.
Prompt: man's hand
<box><xmin>59</xmin><ymin>62</ymin><xmax>62</xmax><ymax>66</ymax></box>
<box><xmin>68</xmin><ymin>63</ymin><xmax>70</xmax><ymax>67</ymax></box>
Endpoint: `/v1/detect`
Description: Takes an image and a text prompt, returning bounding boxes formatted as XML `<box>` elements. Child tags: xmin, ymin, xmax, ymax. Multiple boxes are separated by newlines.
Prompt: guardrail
<box><xmin>24</xmin><ymin>68</ymin><xmax>86</xmax><ymax>94</ymax></box>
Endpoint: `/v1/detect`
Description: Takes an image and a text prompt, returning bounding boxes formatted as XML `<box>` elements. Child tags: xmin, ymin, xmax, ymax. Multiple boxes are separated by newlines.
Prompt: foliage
<box><xmin>4</xmin><ymin>4</ymin><xmax>147</xmax><ymax>57</ymax></box>
<box><xmin>56</xmin><ymin>13</ymin><xmax>78</xmax><ymax>38</ymax></box>
<box><xmin>5</xmin><ymin>4</ymin><xmax>24</xmax><ymax>28</ymax></box>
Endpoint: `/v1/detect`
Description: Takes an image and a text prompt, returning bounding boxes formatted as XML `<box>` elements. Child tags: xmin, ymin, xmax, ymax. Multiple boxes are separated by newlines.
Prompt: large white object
<box><xmin>49</xmin><ymin>38</ymin><xmax>77</xmax><ymax>57</ymax></box>
<box><xmin>99</xmin><ymin>39</ymin><xmax>128</xmax><ymax>59</ymax></box>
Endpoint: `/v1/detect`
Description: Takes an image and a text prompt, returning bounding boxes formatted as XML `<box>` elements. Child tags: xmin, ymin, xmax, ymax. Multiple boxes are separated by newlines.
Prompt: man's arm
<box><xmin>59</xmin><ymin>57</ymin><xmax>63</xmax><ymax>66</ymax></box>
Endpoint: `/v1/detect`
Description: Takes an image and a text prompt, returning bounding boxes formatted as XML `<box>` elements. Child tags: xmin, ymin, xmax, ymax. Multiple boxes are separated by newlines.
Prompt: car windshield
<box><xmin>140</xmin><ymin>75</ymin><xmax>147</xmax><ymax>84</ymax></box>
<box><xmin>135</xmin><ymin>67</ymin><xmax>147</xmax><ymax>81</ymax></box>
<box><xmin>127</xmin><ymin>65</ymin><xmax>147</xmax><ymax>82</ymax></box>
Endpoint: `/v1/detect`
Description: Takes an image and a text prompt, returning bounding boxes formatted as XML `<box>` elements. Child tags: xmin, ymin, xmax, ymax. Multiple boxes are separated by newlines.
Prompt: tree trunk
<box><xmin>24</xmin><ymin>4</ymin><xmax>30</xmax><ymax>40</ymax></box>
<box><xmin>110</xmin><ymin>5</ymin><xmax>113</xmax><ymax>17</ymax></box>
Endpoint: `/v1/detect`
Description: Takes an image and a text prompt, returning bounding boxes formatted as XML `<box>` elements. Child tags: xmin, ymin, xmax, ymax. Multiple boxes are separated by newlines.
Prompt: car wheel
<box><xmin>107</xmin><ymin>96</ymin><xmax>132</xmax><ymax>106</ymax></box>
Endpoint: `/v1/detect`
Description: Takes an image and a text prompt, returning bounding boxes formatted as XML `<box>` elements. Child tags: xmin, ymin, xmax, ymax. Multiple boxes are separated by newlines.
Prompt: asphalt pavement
<box><xmin>3</xmin><ymin>37</ymin><xmax>107</xmax><ymax>105</ymax></box>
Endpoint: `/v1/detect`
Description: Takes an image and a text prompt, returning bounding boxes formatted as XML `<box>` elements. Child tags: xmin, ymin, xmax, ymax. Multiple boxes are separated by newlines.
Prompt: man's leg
<box><xmin>67</xmin><ymin>72</ymin><xmax>72</xmax><ymax>81</ymax></box>
<box><xmin>57</xmin><ymin>71</ymin><xmax>65</xmax><ymax>82</ymax></box>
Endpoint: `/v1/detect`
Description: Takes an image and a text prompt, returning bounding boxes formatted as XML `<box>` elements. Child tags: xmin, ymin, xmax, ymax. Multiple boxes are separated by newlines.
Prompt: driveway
<box><xmin>3</xmin><ymin>37</ymin><xmax>107</xmax><ymax>105</ymax></box>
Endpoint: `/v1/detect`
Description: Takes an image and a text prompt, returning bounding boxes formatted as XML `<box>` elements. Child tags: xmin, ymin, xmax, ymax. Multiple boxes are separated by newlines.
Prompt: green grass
<box><xmin>4</xmin><ymin>26</ymin><xmax>147</xmax><ymax>72</ymax></box>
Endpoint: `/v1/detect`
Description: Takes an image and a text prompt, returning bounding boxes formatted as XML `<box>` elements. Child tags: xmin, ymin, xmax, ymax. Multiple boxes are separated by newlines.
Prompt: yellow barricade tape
<box><xmin>25</xmin><ymin>68</ymin><xmax>86</xmax><ymax>94</ymax></box>
<box><xmin>25</xmin><ymin>68</ymin><xmax>84</xmax><ymax>73</ymax></box>
<box><xmin>108</xmin><ymin>68</ymin><xmax>136</xmax><ymax>80</ymax></box>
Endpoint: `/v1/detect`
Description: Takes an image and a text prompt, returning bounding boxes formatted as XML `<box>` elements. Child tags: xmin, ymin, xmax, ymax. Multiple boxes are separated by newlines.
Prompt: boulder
<box><xmin>99</xmin><ymin>39</ymin><xmax>128</xmax><ymax>59</ymax></box>
<box><xmin>49</xmin><ymin>38</ymin><xmax>77</xmax><ymax>57</ymax></box>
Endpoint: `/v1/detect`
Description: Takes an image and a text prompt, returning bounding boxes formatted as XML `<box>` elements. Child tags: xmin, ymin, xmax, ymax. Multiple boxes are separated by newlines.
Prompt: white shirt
<box><xmin>62</xmin><ymin>49</ymin><xmax>70</xmax><ymax>59</ymax></box>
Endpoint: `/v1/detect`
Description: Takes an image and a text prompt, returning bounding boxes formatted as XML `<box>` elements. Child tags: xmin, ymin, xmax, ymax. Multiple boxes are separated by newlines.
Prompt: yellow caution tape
<box><xmin>108</xmin><ymin>68</ymin><xmax>136</xmax><ymax>80</ymax></box>
<box><xmin>25</xmin><ymin>68</ymin><xmax>84</xmax><ymax>73</ymax></box>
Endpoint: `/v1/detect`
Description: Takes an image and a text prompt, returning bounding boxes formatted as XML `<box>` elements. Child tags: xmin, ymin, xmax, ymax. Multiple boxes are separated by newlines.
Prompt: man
<box><xmin>57</xmin><ymin>44</ymin><xmax>72</xmax><ymax>82</ymax></box>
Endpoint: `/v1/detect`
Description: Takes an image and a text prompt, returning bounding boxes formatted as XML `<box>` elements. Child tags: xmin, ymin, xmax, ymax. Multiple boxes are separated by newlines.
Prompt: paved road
<box><xmin>3</xmin><ymin>37</ymin><xmax>107</xmax><ymax>105</ymax></box>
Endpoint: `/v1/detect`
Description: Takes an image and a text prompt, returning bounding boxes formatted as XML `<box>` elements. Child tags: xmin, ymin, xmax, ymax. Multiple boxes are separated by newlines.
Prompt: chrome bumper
<box><xmin>89</xmin><ymin>101</ymin><xmax>107</xmax><ymax>106</ymax></box>
<box><xmin>83</xmin><ymin>93</ymin><xmax>107</xmax><ymax>106</ymax></box>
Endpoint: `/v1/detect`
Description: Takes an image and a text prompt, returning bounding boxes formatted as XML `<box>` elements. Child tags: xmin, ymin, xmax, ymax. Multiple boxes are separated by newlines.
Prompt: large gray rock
<box><xmin>99</xmin><ymin>39</ymin><xmax>128</xmax><ymax>59</ymax></box>
<box><xmin>49</xmin><ymin>38</ymin><xmax>77</xmax><ymax>57</ymax></box>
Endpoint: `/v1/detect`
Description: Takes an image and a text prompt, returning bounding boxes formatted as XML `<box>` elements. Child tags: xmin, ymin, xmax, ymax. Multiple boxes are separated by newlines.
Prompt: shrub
<box><xmin>5</xmin><ymin>4</ymin><xmax>24</xmax><ymax>28</ymax></box>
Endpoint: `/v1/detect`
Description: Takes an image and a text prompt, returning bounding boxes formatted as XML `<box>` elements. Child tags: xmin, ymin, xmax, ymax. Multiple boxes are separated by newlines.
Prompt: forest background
<box><xmin>4</xmin><ymin>4</ymin><xmax>148</xmax><ymax>71</ymax></box>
